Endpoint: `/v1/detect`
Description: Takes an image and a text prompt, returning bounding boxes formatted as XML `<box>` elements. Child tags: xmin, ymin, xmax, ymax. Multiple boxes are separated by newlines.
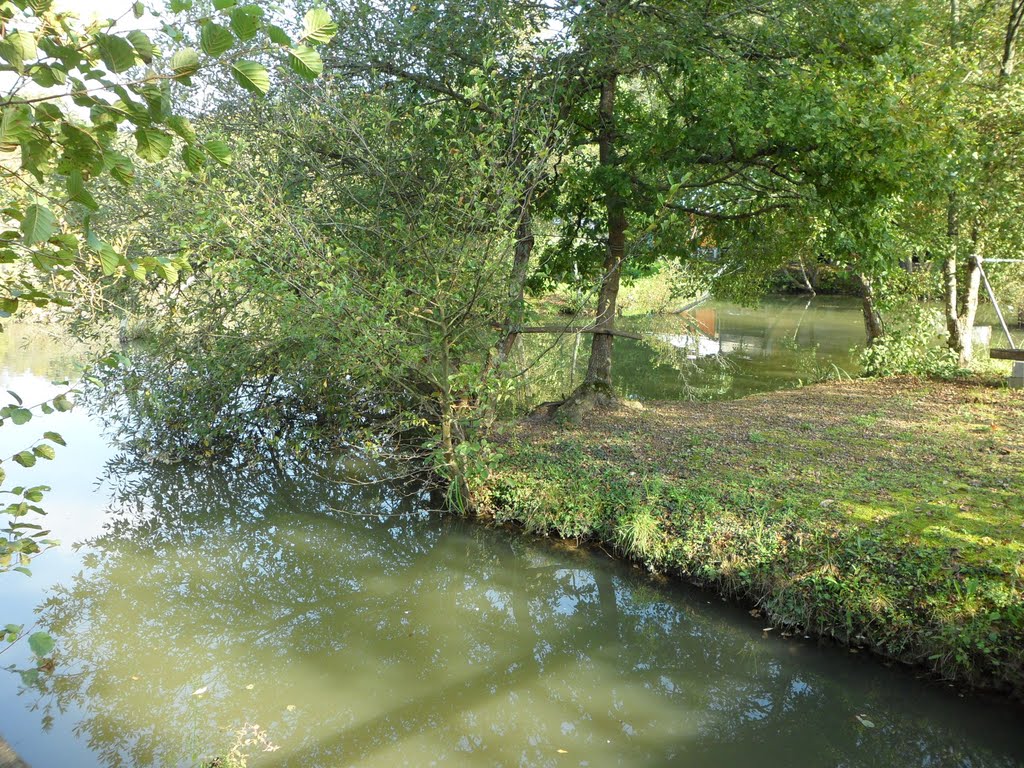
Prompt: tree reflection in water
<box><xmin>28</xmin><ymin>448</ymin><xmax>1024</xmax><ymax>768</ymax></box>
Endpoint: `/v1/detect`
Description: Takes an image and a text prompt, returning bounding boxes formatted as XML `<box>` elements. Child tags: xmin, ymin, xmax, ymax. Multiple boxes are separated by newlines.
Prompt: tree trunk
<box><xmin>796</xmin><ymin>255</ymin><xmax>816</xmax><ymax>296</ymax></box>
<box><xmin>1001</xmin><ymin>0</ymin><xmax>1024</xmax><ymax>78</ymax></box>
<box><xmin>857</xmin><ymin>273</ymin><xmax>884</xmax><ymax>346</ymax></box>
<box><xmin>579</xmin><ymin>73</ymin><xmax>624</xmax><ymax>396</ymax></box>
<box><xmin>943</xmin><ymin>194</ymin><xmax>962</xmax><ymax>357</ymax></box>
<box><xmin>495</xmin><ymin>199</ymin><xmax>534</xmax><ymax>367</ymax></box>
<box><xmin>943</xmin><ymin>201</ymin><xmax>982</xmax><ymax>366</ymax></box>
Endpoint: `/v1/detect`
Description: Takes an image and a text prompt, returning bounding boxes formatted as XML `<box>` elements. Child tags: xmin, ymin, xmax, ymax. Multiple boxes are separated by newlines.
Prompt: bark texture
<box><xmin>857</xmin><ymin>274</ymin><xmax>885</xmax><ymax>346</ymax></box>
<box><xmin>580</xmin><ymin>74</ymin><xmax>625</xmax><ymax>395</ymax></box>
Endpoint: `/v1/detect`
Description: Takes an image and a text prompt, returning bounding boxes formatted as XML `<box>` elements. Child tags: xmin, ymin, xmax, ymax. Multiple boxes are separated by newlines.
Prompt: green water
<box><xmin>516</xmin><ymin>296</ymin><xmax>866</xmax><ymax>404</ymax></box>
<box><xmin>1</xmin><ymin>319</ymin><xmax>1023</xmax><ymax>767</ymax></box>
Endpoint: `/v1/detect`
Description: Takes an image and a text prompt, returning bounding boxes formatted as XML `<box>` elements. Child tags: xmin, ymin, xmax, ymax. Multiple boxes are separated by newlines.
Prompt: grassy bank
<box><xmin>472</xmin><ymin>376</ymin><xmax>1024</xmax><ymax>696</ymax></box>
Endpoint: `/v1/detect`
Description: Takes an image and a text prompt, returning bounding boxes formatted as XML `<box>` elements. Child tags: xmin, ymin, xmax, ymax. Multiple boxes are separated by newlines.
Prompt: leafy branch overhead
<box><xmin>0</xmin><ymin>0</ymin><xmax>334</xmax><ymax>675</ymax></box>
<box><xmin>0</xmin><ymin>0</ymin><xmax>337</xmax><ymax>308</ymax></box>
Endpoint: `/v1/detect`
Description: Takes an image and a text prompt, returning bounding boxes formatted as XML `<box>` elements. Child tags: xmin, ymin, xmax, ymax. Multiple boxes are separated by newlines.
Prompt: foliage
<box><xmin>76</xmin><ymin>69</ymin><xmax>556</xmax><ymax>494</ymax></box>
<box><xmin>858</xmin><ymin>271</ymin><xmax>963</xmax><ymax>377</ymax></box>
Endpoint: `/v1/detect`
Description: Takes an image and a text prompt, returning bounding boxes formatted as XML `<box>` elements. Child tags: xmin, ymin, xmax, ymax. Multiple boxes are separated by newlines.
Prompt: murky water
<box><xmin>2</xmin><ymin>318</ymin><xmax>1024</xmax><ymax>768</ymax></box>
<box><xmin>515</xmin><ymin>295</ymin><xmax>1024</xmax><ymax>405</ymax></box>
<box><xmin>514</xmin><ymin>296</ymin><xmax>867</xmax><ymax>405</ymax></box>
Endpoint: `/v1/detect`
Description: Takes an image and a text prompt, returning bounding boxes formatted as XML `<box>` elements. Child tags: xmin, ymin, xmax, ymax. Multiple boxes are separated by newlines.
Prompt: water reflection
<box><xmin>517</xmin><ymin>296</ymin><xmax>865</xmax><ymax>405</ymax></box>
<box><xmin>26</xmin><ymin>451</ymin><xmax>1024</xmax><ymax>767</ymax></box>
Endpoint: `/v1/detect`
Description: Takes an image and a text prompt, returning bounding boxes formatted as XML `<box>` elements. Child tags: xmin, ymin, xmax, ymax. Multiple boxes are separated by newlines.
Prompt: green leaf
<box><xmin>301</xmin><ymin>8</ymin><xmax>337</xmax><ymax>45</ymax></box>
<box><xmin>43</xmin><ymin>431</ymin><xmax>66</xmax><ymax>446</ymax></box>
<box><xmin>94</xmin><ymin>33</ymin><xmax>137</xmax><ymax>73</ymax></box>
<box><xmin>9</xmin><ymin>407</ymin><xmax>31</xmax><ymax>425</ymax></box>
<box><xmin>93</xmin><ymin>241</ymin><xmax>120</xmax><ymax>276</ymax></box>
<box><xmin>30</xmin><ymin>65</ymin><xmax>59</xmax><ymax>88</ymax></box>
<box><xmin>231</xmin><ymin>60</ymin><xmax>269</xmax><ymax>95</ymax></box>
<box><xmin>200</xmin><ymin>21</ymin><xmax>234</xmax><ymax>57</ymax></box>
<box><xmin>107</xmin><ymin>153</ymin><xmax>135</xmax><ymax>185</ymax></box>
<box><xmin>21</xmin><ymin>204</ymin><xmax>56</xmax><ymax>246</ymax></box>
<box><xmin>33</xmin><ymin>445</ymin><xmax>55</xmax><ymax>461</ymax></box>
<box><xmin>169</xmin><ymin>0</ymin><xmax>192</xmax><ymax>10</ymax></box>
<box><xmin>213</xmin><ymin>0</ymin><xmax>236</xmax><ymax>8</ymax></box>
<box><xmin>169</xmin><ymin>47</ymin><xmax>200</xmax><ymax>79</ymax></box>
<box><xmin>7</xmin><ymin>390</ymin><xmax>22</xmax><ymax>406</ymax></box>
<box><xmin>134</xmin><ymin>127</ymin><xmax>172</xmax><ymax>162</ymax></box>
<box><xmin>229</xmin><ymin>5</ymin><xmax>263</xmax><ymax>41</ymax></box>
<box><xmin>167</xmin><ymin>115</ymin><xmax>196</xmax><ymax>143</ymax></box>
<box><xmin>52</xmin><ymin>394</ymin><xmax>73</xmax><ymax>412</ymax></box>
<box><xmin>155</xmin><ymin>260</ymin><xmax>179</xmax><ymax>282</ymax></box>
<box><xmin>27</xmin><ymin>631</ymin><xmax>54</xmax><ymax>658</ymax></box>
<box><xmin>29</xmin><ymin>104</ymin><xmax>58</xmax><ymax>126</ymax></box>
<box><xmin>203</xmin><ymin>139</ymin><xmax>232</xmax><ymax>165</ymax></box>
<box><xmin>0</xmin><ymin>31</ymin><xmax>38</xmax><ymax>74</ymax></box>
<box><xmin>67</xmin><ymin>171</ymin><xmax>98</xmax><ymax>210</ymax></box>
<box><xmin>266</xmin><ymin>24</ymin><xmax>291</xmax><ymax>46</ymax></box>
<box><xmin>287</xmin><ymin>45</ymin><xmax>322</xmax><ymax>80</ymax></box>
<box><xmin>181</xmin><ymin>144</ymin><xmax>205</xmax><ymax>173</ymax></box>
<box><xmin>0</xmin><ymin>105</ymin><xmax>31</xmax><ymax>150</ymax></box>
<box><xmin>13</xmin><ymin>451</ymin><xmax>36</xmax><ymax>468</ymax></box>
<box><xmin>126</xmin><ymin>30</ymin><xmax>155</xmax><ymax>64</ymax></box>
<box><xmin>133</xmin><ymin>2</ymin><xmax>145</xmax><ymax>18</ymax></box>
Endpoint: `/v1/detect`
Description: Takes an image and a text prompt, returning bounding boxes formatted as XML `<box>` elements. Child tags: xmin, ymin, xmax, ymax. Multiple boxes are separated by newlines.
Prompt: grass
<box><xmin>471</xmin><ymin>375</ymin><xmax>1024</xmax><ymax>697</ymax></box>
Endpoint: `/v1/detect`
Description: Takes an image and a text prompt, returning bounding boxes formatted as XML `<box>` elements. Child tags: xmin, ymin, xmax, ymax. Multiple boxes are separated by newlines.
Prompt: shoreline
<box><xmin>470</xmin><ymin>375</ymin><xmax>1024</xmax><ymax>699</ymax></box>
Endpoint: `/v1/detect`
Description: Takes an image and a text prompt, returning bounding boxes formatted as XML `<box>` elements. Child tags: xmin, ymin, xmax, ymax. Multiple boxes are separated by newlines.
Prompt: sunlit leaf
<box><xmin>32</xmin><ymin>445</ymin><xmax>55</xmax><ymax>461</ymax></box>
<box><xmin>167</xmin><ymin>115</ymin><xmax>196</xmax><ymax>143</ymax></box>
<box><xmin>13</xmin><ymin>451</ymin><xmax>36</xmax><ymax>468</ymax></box>
<box><xmin>203</xmin><ymin>139</ymin><xmax>232</xmax><ymax>165</ymax></box>
<box><xmin>301</xmin><ymin>8</ymin><xmax>337</xmax><ymax>45</ymax></box>
<box><xmin>200</xmin><ymin>21</ymin><xmax>234</xmax><ymax>57</ymax></box>
<box><xmin>229</xmin><ymin>5</ymin><xmax>263</xmax><ymax>41</ymax></box>
<box><xmin>134</xmin><ymin>128</ymin><xmax>173</xmax><ymax>162</ymax></box>
<box><xmin>0</xmin><ymin>31</ymin><xmax>38</xmax><ymax>73</ymax></box>
<box><xmin>287</xmin><ymin>45</ymin><xmax>322</xmax><ymax>80</ymax></box>
<box><xmin>231</xmin><ymin>60</ymin><xmax>269</xmax><ymax>95</ymax></box>
<box><xmin>169</xmin><ymin>47</ymin><xmax>200</xmax><ymax>79</ymax></box>
<box><xmin>182</xmin><ymin>144</ymin><xmax>205</xmax><ymax>172</ymax></box>
<box><xmin>126</xmin><ymin>30</ymin><xmax>156</xmax><ymax>64</ymax></box>
<box><xmin>94</xmin><ymin>33</ymin><xmax>137</xmax><ymax>73</ymax></box>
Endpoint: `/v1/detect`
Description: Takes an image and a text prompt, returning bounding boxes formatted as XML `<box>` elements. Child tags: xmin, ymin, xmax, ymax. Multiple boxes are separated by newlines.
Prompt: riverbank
<box><xmin>471</xmin><ymin>375</ymin><xmax>1024</xmax><ymax>697</ymax></box>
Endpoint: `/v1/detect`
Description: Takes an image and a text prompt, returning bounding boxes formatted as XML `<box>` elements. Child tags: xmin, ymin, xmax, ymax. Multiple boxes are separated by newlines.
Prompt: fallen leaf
<box><xmin>855</xmin><ymin>714</ymin><xmax>875</xmax><ymax>728</ymax></box>
<box><xmin>556</xmin><ymin>749</ymin><xmax>568</xmax><ymax>754</ymax></box>
<box><xmin>192</xmin><ymin>686</ymin><xmax>208</xmax><ymax>696</ymax></box>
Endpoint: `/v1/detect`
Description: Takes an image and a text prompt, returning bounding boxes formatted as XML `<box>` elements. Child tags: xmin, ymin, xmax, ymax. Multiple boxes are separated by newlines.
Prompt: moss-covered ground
<box><xmin>472</xmin><ymin>376</ymin><xmax>1024</xmax><ymax>697</ymax></box>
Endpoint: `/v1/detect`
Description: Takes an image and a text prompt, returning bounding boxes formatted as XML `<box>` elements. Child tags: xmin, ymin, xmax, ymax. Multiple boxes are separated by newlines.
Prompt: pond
<box><xmin>515</xmin><ymin>296</ymin><xmax>867</xmax><ymax>405</ymax></box>
<box><xmin>515</xmin><ymin>294</ymin><xmax>1024</xmax><ymax>405</ymax></box>
<box><xmin>1</xmin><ymin>320</ymin><xmax>1023</xmax><ymax>767</ymax></box>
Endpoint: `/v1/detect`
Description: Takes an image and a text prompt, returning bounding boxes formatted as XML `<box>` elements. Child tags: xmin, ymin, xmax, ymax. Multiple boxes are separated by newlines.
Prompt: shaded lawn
<box><xmin>474</xmin><ymin>376</ymin><xmax>1024</xmax><ymax>696</ymax></box>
